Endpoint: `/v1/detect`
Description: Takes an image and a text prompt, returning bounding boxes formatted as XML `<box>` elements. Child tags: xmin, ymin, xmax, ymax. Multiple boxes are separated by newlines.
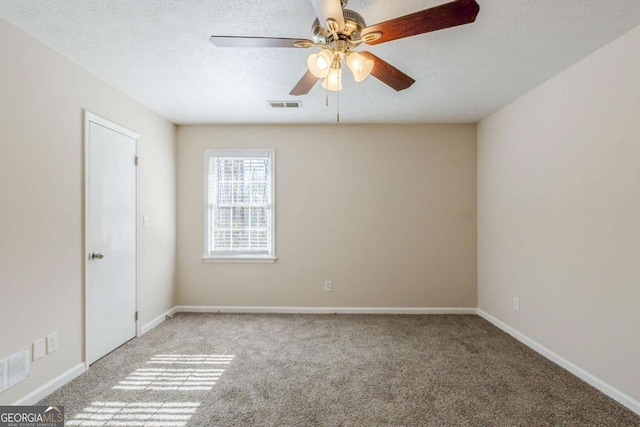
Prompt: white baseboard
<box><xmin>13</xmin><ymin>363</ymin><xmax>86</xmax><ymax>406</ymax></box>
<box><xmin>175</xmin><ymin>306</ymin><xmax>477</xmax><ymax>315</ymax></box>
<box><xmin>477</xmin><ymin>309</ymin><xmax>640</xmax><ymax>416</ymax></box>
<box><xmin>12</xmin><ymin>309</ymin><xmax>638</xmax><ymax>417</ymax></box>
<box><xmin>140</xmin><ymin>306</ymin><xmax>178</xmax><ymax>335</ymax></box>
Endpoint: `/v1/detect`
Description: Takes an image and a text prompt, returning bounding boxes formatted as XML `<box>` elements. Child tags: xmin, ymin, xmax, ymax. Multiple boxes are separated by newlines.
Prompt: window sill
<box><xmin>202</xmin><ymin>256</ymin><xmax>278</xmax><ymax>264</ymax></box>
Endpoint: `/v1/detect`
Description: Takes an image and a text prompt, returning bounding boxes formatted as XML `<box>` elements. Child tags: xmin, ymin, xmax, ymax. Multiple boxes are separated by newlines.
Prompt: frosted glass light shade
<box><xmin>321</xmin><ymin>67</ymin><xmax>343</xmax><ymax>91</ymax></box>
<box><xmin>347</xmin><ymin>52</ymin><xmax>374</xmax><ymax>82</ymax></box>
<box><xmin>307</xmin><ymin>49</ymin><xmax>334</xmax><ymax>78</ymax></box>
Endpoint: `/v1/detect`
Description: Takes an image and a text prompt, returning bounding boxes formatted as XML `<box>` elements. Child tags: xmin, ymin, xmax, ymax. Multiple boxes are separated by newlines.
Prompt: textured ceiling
<box><xmin>1</xmin><ymin>1</ymin><xmax>639</xmax><ymax>124</ymax></box>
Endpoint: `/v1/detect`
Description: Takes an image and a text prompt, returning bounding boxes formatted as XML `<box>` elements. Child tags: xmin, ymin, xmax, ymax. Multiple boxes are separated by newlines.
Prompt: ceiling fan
<box><xmin>210</xmin><ymin>0</ymin><xmax>480</xmax><ymax>96</ymax></box>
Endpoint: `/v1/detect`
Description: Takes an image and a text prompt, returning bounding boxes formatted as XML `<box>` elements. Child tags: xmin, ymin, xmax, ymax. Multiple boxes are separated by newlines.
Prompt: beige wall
<box><xmin>0</xmin><ymin>19</ymin><xmax>176</xmax><ymax>404</ymax></box>
<box><xmin>478</xmin><ymin>25</ymin><xmax>640</xmax><ymax>403</ymax></box>
<box><xmin>8</xmin><ymin>1</ymin><xmax>638</xmax><ymax>407</ymax></box>
<box><xmin>177</xmin><ymin>124</ymin><xmax>477</xmax><ymax>308</ymax></box>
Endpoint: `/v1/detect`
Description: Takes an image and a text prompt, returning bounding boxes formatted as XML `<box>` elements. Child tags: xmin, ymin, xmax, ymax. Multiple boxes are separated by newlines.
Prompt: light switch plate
<box><xmin>32</xmin><ymin>339</ymin><xmax>46</xmax><ymax>361</ymax></box>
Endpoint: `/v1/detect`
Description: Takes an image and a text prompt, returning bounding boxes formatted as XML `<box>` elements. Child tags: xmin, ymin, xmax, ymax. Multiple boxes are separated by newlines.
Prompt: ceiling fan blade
<box><xmin>310</xmin><ymin>0</ymin><xmax>345</xmax><ymax>31</ymax></box>
<box><xmin>210</xmin><ymin>36</ymin><xmax>313</xmax><ymax>48</ymax></box>
<box><xmin>290</xmin><ymin>70</ymin><xmax>321</xmax><ymax>96</ymax></box>
<box><xmin>361</xmin><ymin>0</ymin><xmax>479</xmax><ymax>45</ymax></box>
<box><xmin>359</xmin><ymin>52</ymin><xmax>415</xmax><ymax>91</ymax></box>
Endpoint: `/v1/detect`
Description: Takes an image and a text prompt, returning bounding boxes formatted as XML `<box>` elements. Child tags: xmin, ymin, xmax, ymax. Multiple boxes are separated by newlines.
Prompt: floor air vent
<box><xmin>9</xmin><ymin>349</ymin><xmax>29</xmax><ymax>387</ymax></box>
<box><xmin>268</xmin><ymin>100</ymin><xmax>302</xmax><ymax>109</ymax></box>
<box><xmin>0</xmin><ymin>358</ymin><xmax>7</xmax><ymax>393</ymax></box>
<box><xmin>0</xmin><ymin>349</ymin><xmax>29</xmax><ymax>394</ymax></box>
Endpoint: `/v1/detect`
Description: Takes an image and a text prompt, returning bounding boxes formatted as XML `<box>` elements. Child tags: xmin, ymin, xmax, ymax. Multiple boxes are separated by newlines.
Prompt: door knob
<box><xmin>90</xmin><ymin>252</ymin><xmax>104</xmax><ymax>260</ymax></box>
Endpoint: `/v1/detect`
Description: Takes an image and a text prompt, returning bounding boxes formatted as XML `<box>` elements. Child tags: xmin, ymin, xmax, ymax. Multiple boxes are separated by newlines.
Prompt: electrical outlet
<box><xmin>32</xmin><ymin>339</ymin><xmax>46</xmax><ymax>361</ymax></box>
<box><xmin>46</xmin><ymin>332</ymin><xmax>58</xmax><ymax>354</ymax></box>
<box><xmin>513</xmin><ymin>297</ymin><xmax>520</xmax><ymax>311</ymax></box>
<box><xmin>324</xmin><ymin>280</ymin><xmax>333</xmax><ymax>292</ymax></box>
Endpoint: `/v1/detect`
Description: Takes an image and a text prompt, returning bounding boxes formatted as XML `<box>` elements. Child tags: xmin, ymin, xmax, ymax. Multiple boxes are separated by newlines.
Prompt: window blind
<box><xmin>205</xmin><ymin>152</ymin><xmax>273</xmax><ymax>257</ymax></box>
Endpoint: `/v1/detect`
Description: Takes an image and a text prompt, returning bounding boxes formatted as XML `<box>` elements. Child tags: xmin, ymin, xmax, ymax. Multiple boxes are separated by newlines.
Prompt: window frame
<box><xmin>202</xmin><ymin>149</ymin><xmax>276</xmax><ymax>263</ymax></box>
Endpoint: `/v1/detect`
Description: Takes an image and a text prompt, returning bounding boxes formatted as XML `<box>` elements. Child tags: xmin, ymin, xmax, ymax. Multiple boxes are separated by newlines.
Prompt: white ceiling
<box><xmin>1</xmin><ymin>1</ymin><xmax>639</xmax><ymax>124</ymax></box>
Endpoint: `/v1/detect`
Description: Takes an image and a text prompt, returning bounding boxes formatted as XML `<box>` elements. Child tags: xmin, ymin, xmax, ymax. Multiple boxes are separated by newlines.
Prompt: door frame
<box><xmin>83</xmin><ymin>110</ymin><xmax>141</xmax><ymax>370</ymax></box>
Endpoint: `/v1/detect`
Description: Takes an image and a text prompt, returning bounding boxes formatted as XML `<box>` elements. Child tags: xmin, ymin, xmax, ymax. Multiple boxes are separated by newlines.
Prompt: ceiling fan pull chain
<box><xmin>336</xmin><ymin>72</ymin><xmax>340</xmax><ymax>123</ymax></box>
<box><xmin>325</xmin><ymin>73</ymin><xmax>329</xmax><ymax>107</ymax></box>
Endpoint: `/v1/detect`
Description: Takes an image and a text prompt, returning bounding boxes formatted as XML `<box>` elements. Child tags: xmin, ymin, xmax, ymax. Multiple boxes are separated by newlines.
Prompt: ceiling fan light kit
<box><xmin>307</xmin><ymin>49</ymin><xmax>334</xmax><ymax>78</ymax></box>
<box><xmin>321</xmin><ymin>67</ymin><xmax>343</xmax><ymax>91</ymax></box>
<box><xmin>210</xmin><ymin>0</ymin><xmax>480</xmax><ymax>95</ymax></box>
<box><xmin>307</xmin><ymin>46</ymin><xmax>372</xmax><ymax>90</ymax></box>
<box><xmin>346</xmin><ymin>51</ymin><xmax>374</xmax><ymax>82</ymax></box>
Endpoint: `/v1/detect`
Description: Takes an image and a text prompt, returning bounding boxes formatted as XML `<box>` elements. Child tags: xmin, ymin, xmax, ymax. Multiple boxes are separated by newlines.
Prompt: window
<box><xmin>203</xmin><ymin>150</ymin><xmax>276</xmax><ymax>262</ymax></box>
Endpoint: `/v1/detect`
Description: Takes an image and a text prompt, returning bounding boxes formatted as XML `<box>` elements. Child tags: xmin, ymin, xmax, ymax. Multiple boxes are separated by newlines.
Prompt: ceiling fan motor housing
<box><xmin>311</xmin><ymin>9</ymin><xmax>366</xmax><ymax>46</ymax></box>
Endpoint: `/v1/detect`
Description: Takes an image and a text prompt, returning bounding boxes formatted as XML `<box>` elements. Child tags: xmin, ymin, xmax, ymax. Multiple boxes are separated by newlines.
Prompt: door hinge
<box><xmin>135</xmin><ymin>311</ymin><xmax>138</xmax><ymax>321</ymax></box>
<box><xmin>135</xmin><ymin>156</ymin><xmax>139</xmax><ymax>165</ymax></box>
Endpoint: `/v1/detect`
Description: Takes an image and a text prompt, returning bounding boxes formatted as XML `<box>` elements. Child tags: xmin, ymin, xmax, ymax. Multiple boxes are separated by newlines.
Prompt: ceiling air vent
<box><xmin>268</xmin><ymin>100</ymin><xmax>302</xmax><ymax>109</ymax></box>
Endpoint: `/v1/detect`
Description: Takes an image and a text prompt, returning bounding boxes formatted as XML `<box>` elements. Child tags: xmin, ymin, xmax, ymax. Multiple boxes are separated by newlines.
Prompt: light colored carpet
<box><xmin>40</xmin><ymin>313</ymin><xmax>640</xmax><ymax>426</ymax></box>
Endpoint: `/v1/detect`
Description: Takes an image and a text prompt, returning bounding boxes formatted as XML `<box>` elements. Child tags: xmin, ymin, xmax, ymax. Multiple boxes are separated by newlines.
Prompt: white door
<box><xmin>85</xmin><ymin>112</ymin><xmax>138</xmax><ymax>365</ymax></box>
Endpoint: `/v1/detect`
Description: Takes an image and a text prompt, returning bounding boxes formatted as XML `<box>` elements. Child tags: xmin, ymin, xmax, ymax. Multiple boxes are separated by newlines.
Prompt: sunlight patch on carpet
<box><xmin>66</xmin><ymin>401</ymin><xmax>200</xmax><ymax>426</ymax></box>
<box><xmin>147</xmin><ymin>354</ymin><xmax>235</xmax><ymax>365</ymax></box>
<box><xmin>113</xmin><ymin>368</ymin><xmax>225</xmax><ymax>391</ymax></box>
